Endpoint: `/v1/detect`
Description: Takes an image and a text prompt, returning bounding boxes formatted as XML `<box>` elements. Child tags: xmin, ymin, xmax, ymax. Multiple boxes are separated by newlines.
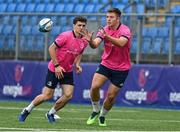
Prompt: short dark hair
<box><xmin>107</xmin><ymin>8</ymin><xmax>121</xmax><ymax>17</ymax></box>
<box><xmin>73</xmin><ymin>16</ymin><xmax>87</xmax><ymax>24</ymax></box>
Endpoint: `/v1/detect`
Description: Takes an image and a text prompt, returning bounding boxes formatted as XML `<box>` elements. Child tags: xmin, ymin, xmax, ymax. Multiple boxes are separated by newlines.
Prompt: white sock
<box><xmin>91</xmin><ymin>101</ymin><xmax>100</xmax><ymax>113</ymax></box>
<box><xmin>100</xmin><ymin>107</ymin><xmax>109</xmax><ymax>117</ymax></box>
<box><xmin>48</xmin><ymin>107</ymin><xmax>56</xmax><ymax>115</ymax></box>
<box><xmin>25</xmin><ymin>102</ymin><xmax>35</xmax><ymax>112</ymax></box>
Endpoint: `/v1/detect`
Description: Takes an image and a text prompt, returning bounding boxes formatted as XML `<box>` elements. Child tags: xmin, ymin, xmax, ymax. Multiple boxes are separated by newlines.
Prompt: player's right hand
<box><xmin>55</xmin><ymin>66</ymin><xmax>65</xmax><ymax>79</ymax></box>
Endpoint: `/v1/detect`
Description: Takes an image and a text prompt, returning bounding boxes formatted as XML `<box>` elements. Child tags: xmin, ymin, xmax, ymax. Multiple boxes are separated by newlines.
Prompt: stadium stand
<box><xmin>0</xmin><ymin>0</ymin><xmax>179</xmax><ymax>64</ymax></box>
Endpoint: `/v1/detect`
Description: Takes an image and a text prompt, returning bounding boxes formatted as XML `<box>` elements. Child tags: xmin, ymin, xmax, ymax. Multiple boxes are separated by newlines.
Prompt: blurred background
<box><xmin>0</xmin><ymin>0</ymin><xmax>179</xmax><ymax>64</ymax></box>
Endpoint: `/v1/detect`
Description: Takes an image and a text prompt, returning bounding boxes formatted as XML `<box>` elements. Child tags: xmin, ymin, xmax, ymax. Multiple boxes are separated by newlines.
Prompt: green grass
<box><xmin>0</xmin><ymin>101</ymin><xmax>180</xmax><ymax>131</ymax></box>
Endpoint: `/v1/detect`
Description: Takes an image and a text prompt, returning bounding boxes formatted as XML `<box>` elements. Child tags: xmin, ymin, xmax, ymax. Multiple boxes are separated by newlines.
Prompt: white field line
<box><xmin>0</xmin><ymin>127</ymin><xmax>114</xmax><ymax>132</ymax></box>
<box><xmin>1</xmin><ymin>106</ymin><xmax>180</xmax><ymax>124</ymax></box>
<box><xmin>0</xmin><ymin>106</ymin><xmax>138</xmax><ymax>113</ymax></box>
<box><xmin>33</xmin><ymin>116</ymin><xmax>180</xmax><ymax>123</ymax></box>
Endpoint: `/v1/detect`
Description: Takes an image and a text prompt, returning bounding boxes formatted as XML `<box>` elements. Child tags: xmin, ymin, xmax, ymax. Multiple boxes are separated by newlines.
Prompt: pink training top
<box><xmin>48</xmin><ymin>31</ymin><xmax>88</xmax><ymax>72</ymax></box>
<box><xmin>97</xmin><ymin>24</ymin><xmax>131</xmax><ymax>71</ymax></box>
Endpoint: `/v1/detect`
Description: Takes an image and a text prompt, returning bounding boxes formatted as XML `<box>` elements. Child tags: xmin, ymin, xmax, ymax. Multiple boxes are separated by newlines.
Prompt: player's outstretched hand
<box><xmin>80</xmin><ymin>28</ymin><xmax>94</xmax><ymax>42</ymax></box>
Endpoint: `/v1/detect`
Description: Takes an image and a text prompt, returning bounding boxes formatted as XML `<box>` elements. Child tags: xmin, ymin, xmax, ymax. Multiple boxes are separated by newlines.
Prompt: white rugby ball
<box><xmin>38</xmin><ymin>18</ymin><xmax>53</xmax><ymax>32</ymax></box>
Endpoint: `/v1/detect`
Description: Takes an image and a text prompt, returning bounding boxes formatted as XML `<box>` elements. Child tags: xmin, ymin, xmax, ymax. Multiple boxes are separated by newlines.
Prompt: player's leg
<box><xmin>46</xmin><ymin>84</ymin><xmax>74</xmax><ymax>123</ymax></box>
<box><xmin>99</xmin><ymin>70</ymin><xmax>129</xmax><ymax>126</ymax></box>
<box><xmin>46</xmin><ymin>71</ymin><xmax>74</xmax><ymax>123</ymax></box>
<box><xmin>19</xmin><ymin>87</ymin><xmax>54</xmax><ymax>122</ymax></box>
<box><xmin>99</xmin><ymin>83</ymin><xmax>120</xmax><ymax>126</ymax></box>
<box><xmin>18</xmin><ymin>69</ymin><xmax>58</xmax><ymax>122</ymax></box>
<box><xmin>87</xmin><ymin>71</ymin><xmax>108</xmax><ymax>125</ymax></box>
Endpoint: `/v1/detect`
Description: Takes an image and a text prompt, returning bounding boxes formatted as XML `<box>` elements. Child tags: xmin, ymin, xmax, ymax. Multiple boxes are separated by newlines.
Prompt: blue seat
<box><xmin>6</xmin><ymin>3</ymin><xmax>16</xmax><ymax>12</ymax></box>
<box><xmin>51</xmin><ymin>26</ymin><xmax>61</xmax><ymax>36</ymax></box>
<box><xmin>21</xmin><ymin>16</ymin><xmax>28</xmax><ymax>25</ymax></box>
<box><xmin>175</xmin><ymin>27</ymin><xmax>180</xmax><ymax>38</ymax></box>
<box><xmin>84</xmin><ymin>4</ymin><xmax>95</xmax><ymax>13</ymax></box>
<box><xmin>31</xmin><ymin>26</ymin><xmax>41</xmax><ymax>35</ymax></box>
<box><xmin>131</xmin><ymin>37</ymin><xmax>137</xmax><ymax>53</ymax></box>
<box><xmin>61</xmin><ymin>26</ymin><xmax>72</xmax><ymax>32</ymax></box>
<box><xmin>114</xmin><ymin>4</ymin><xmax>125</xmax><ymax>11</ymax></box>
<box><xmin>64</xmin><ymin>4</ymin><xmax>74</xmax><ymax>13</ymax></box>
<box><xmin>44</xmin><ymin>4</ymin><xmax>55</xmax><ymax>12</ymax></box>
<box><xmin>94</xmin><ymin>4</ymin><xmax>103</xmax><ymax>12</ymax></box>
<box><xmin>2</xmin><ymin>25</ymin><xmax>13</xmax><ymax>35</ymax></box>
<box><xmin>142</xmin><ymin>38</ymin><xmax>152</xmax><ymax>53</ymax></box>
<box><xmin>157</xmin><ymin>27</ymin><xmax>169</xmax><ymax>38</ymax></box>
<box><xmin>21</xmin><ymin>26</ymin><xmax>32</xmax><ymax>35</ymax></box>
<box><xmin>0</xmin><ymin>36</ymin><xmax>5</xmax><ymax>49</ymax></box>
<box><xmin>3</xmin><ymin>16</ymin><xmax>10</xmax><ymax>25</ymax></box>
<box><xmin>16</xmin><ymin>3</ymin><xmax>26</xmax><ymax>12</ymax></box>
<box><xmin>175</xmin><ymin>39</ymin><xmax>180</xmax><ymax>54</ymax></box>
<box><xmin>26</xmin><ymin>3</ymin><xmax>36</xmax><ymax>12</ymax></box>
<box><xmin>34</xmin><ymin>35</ymin><xmax>44</xmax><ymax>51</ymax></box>
<box><xmin>54</xmin><ymin>4</ymin><xmax>65</xmax><ymax>12</ymax></box>
<box><xmin>30</xmin><ymin>16</ymin><xmax>38</xmax><ymax>25</ymax></box>
<box><xmin>35</xmin><ymin>4</ymin><xmax>45</xmax><ymax>12</ymax></box>
<box><xmin>74</xmin><ymin>4</ymin><xmax>84</xmax><ymax>13</ymax></box>
<box><xmin>152</xmin><ymin>38</ymin><xmax>163</xmax><ymax>54</ymax></box>
<box><xmin>26</xmin><ymin>36</ymin><xmax>34</xmax><ymax>51</ymax></box>
<box><xmin>0</xmin><ymin>4</ymin><xmax>7</xmax><ymax>12</ymax></box>
<box><xmin>0</xmin><ymin>25</ymin><xmax>3</xmax><ymax>34</ymax></box>
<box><xmin>59</xmin><ymin>16</ymin><xmax>68</xmax><ymax>26</ymax></box>
<box><xmin>7</xmin><ymin>36</ymin><xmax>15</xmax><ymax>50</ymax></box>
<box><xmin>162</xmin><ymin>39</ymin><xmax>169</xmax><ymax>54</ymax></box>
<box><xmin>137</xmin><ymin>4</ymin><xmax>145</xmax><ymax>13</ymax></box>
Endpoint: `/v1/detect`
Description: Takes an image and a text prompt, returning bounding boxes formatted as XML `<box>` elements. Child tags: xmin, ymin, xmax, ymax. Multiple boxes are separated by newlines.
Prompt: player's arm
<box><xmin>105</xmin><ymin>35</ymin><xmax>128</xmax><ymax>47</ymax></box>
<box><xmin>80</xmin><ymin>29</ymin><xmax>102</xmax><ymax>49</ymax></box>
<box><xmin>49</xmin><ymin>42</ymin><xmax>65</xmax><ymax>78</ymax></box>
<box><xmin>89</xmin><ymin>37</ymin><xmax>102</xmax><ymax>49</ymax></box>
<box><xmin>74</xmin><ymin>54</ymin><xmax>83</xmax><ymax>74</ymax></box>
<box><xmin>49</xmin><ymin>42</ymin><xmax>59</xmax><ymax>66</ymax></box>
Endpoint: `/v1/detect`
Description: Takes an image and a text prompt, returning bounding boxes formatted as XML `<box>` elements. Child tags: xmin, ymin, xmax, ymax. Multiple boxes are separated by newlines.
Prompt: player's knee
<box><xmin>43</xmin><ymin>94</ymin><xmax>53</xmax><ymax>101</ymax></box>
<box><xmin>91</xmin><ymin>84</ymin><xmax>101</xmax><ymax>91</ymax></box>
<box><xmin>106</xmin><ymin>93</ymin><xmax>116</xmax><ymax>103</ymax></box>
<box><xmin>64</xmin><ymin>94</ymin><xmax>73</xmax><ymax>100</ymax></box>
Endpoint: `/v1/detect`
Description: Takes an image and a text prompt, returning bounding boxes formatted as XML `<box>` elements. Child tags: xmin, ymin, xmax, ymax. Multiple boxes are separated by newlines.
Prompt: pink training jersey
<box><xmin>97</xmin><ymin>24</ymin><xmax>131</xmax><ymax>71</ymax></box>
<box><xmin>48</xmin><ymin>31</ymin><xmax>88</xmax><ymax>72</ymax></box>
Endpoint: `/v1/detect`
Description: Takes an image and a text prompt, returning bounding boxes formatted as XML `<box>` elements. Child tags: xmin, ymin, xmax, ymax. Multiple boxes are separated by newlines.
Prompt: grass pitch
<box><xmin>0</xmin><ymin>101</ymin><xmax>180</xmax><ymax>131</ymax></box>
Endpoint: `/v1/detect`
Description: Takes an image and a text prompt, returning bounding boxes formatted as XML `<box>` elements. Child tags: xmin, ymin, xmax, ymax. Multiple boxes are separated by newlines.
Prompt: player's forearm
<box><xmin>105</xmin><ymin>35</ymin><xmax>127</xmax><ymax>47</ymax></box>
<box><xmin>75</xmin><ymin>54</ymin><xmax>82</xmax><ymax>66</ymax></box>
<box><xmin>49</xmin><ymin>44</ymin><xmax>58</xmax><ymax>66</ymax></box>
<box><xmin>89</xmin><ymin>38</ymin><xmax>101</xmax><ymax>49</ymax></box>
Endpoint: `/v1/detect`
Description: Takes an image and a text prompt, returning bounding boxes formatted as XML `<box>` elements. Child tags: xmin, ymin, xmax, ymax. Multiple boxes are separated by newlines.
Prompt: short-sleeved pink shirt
<box><xmin>48</xmin><ymin>31</ymin><xmax>88</xmax><ymax>72</ymax></box>
<box><xmin>97</xmin><ymin>24</ymin><xmax>132</xmax><ymax>71</ymax></box>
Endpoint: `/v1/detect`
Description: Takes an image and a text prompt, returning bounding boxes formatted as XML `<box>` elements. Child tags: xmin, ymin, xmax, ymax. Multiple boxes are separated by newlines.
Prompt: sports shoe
<box><xmin>46</xmin><ymin>112</ymin><xmax>56</xmax><ymax>123</ymax></box>
<box><xmin>99</xmin><ymin>116</ymin><xmax>107</xmax><ymax>127</ymax></box>
<box><xmin>18</xmin><ymin>109</ymin><xmax>30</xmax><ymax>122</ymax></box>
<box><xmin>86</xmin><ymin>112</ymin><xmax>99</xmax><ymax>125</ymax></box>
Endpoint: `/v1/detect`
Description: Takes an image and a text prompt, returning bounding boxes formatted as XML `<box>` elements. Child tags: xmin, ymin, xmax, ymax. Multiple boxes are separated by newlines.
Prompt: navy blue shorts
<box><xmin>45</xmin><ymin>69</ymin><xmax>74</xmax><ymax>89</ymax></box>
<box><xmin>96</xmin><ymin>64</ymin><xmax>129</xmax><ymax>88</ymax></box>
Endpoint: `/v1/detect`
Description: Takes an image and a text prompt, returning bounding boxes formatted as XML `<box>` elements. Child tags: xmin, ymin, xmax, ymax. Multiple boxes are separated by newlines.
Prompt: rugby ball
<box><xmin>38</xmin><ymin>18</ymin><xmax>53</xmax><ymax>32</ymax></box>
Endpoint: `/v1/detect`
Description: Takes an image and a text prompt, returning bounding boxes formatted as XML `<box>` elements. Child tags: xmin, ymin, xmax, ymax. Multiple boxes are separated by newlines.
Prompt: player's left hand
<box><xmin>80</xmin><ymin>28</ymin><xmax>94</xmax><ymax>42</ymax></box>
<box><xmin>75</xmin><ymin>65</ymin><xmax>82</xmax><ymax>74</ymax></box>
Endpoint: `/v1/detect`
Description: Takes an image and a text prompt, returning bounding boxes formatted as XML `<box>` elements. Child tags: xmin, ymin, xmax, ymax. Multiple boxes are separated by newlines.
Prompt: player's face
<box><xmin>106</xmin><ymin>12</ymin><xmax>120</xmax><ymax>27</ymax></box>
<box><xmin>74</xmin><ymin>21</ymin><xmax>86</xmax><ymax>35</ymax></box>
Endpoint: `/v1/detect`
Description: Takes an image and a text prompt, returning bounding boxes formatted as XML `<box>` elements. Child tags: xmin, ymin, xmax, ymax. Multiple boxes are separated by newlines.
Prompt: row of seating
<box><xmin>1</xmin><ymin>23</ymin><xmax>179</xmax><ymax>39</ymax></box>
<box><xmin>0</xmin><ymin>3</ymin><xmax>145</xmax><ymax>13</ymax></box>
<box><xmin>131</xmin><ymin>37</ymin><xmax>180</xmax><ymax>54</ymax></box>
<box><xmin>1</xmin><ymin>35</ymin><xmax>180</xmax><ymax>54</ymax></box>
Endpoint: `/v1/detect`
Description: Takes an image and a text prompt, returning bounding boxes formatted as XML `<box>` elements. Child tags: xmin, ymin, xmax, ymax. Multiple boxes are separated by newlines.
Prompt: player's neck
<box><xmin>73</xmin><ymin>30</ymin><xmax>82</xmax><ymax>38</ymax></box>
<box><xmin>110</xmin><ymin>22</ymin><xmax>121</xmax><ymax>30</ymax></box>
